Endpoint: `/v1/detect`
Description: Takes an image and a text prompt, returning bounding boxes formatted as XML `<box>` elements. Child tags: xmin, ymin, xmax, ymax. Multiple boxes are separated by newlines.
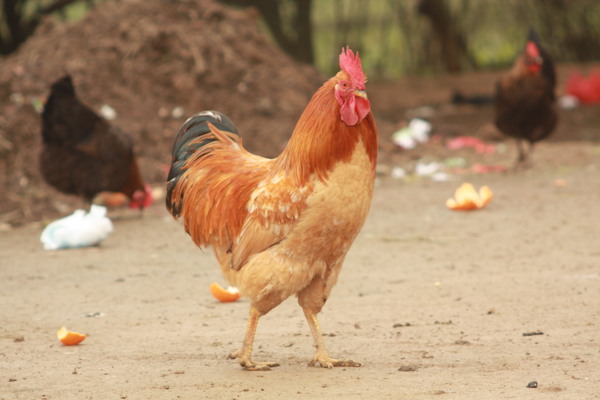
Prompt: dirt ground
<box><xmin>2</xmin><ymin>140</ymin><xmax>600</xmax><ymax>399</ymax></box>
<box><xmin>2</xmin><ymin>1</ymin><xmax>600</xmax><ymax>398</ymax></box>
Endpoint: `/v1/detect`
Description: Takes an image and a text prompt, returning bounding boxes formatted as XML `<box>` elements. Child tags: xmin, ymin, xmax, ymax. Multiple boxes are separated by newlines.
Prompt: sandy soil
<box><xmin>2</xmin><ymin>1</ymin><xmax>599</xmax><ymax>398</ymax></box>
<box><xmin>1</xmin><ymin>141</ymin><xmax>599</xmax><ymax>399</ymax></box>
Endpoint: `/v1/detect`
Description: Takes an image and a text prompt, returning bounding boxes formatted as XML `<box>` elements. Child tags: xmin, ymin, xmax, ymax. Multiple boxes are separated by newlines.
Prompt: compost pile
<box><xmin>0</xmin><ymin>0</ymin><xmax>323</xmax><ymax>227</ymax></box>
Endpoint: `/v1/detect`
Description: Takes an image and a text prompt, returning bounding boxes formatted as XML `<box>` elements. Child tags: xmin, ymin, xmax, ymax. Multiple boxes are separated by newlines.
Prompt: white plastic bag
<box><xmin>40</xmin><ymin>205</ymin><xmax>113</xmax><ymax>250</ymax></box>
<box><xmin>392</xmin><ymin>118</ymin><xmax>432</xmax><ymax>149</ymax></box>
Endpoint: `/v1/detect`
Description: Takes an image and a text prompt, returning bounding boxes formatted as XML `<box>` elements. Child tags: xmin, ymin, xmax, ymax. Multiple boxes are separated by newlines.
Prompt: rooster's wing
<box><xmin>167</xmin><ymin>113</ymin><xmax>313</xmax><ymax>270</ymax></box>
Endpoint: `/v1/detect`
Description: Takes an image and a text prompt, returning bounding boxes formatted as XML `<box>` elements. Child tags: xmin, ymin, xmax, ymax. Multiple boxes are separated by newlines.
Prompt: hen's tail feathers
<box><xmin>527</xmin><ymin>26</ymin><xmax>540</xmax><ymax>44</ymax></box>
<box><xmin>165</xmin><ymin>111</ymin><xmax>238</xmax><ymax>217</ymax></box>
<box><xmin>42</xmin><ymin>75</ymin><xmax>76</xmax><ymax>145</ymax></box>
<box><xmin>48</xmin><ymin>75</ymin><xmax>76</xmax><ymax>97</ymax></box>
<box><xmin>42</xmin><ymin>74</ymin><xmax>104</xmax><ymax>146</ymax></box>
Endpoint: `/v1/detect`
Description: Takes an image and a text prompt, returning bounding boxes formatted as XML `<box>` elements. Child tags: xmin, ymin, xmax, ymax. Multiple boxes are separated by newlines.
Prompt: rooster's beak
<box><xmin>354</xmin><ymin>90</ymin><xmax>368</xmax><ymax>99</ymax></box>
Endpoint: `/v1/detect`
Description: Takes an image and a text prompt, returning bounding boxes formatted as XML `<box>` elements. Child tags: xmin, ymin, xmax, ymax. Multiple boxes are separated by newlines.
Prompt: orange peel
<box><xmin>57</xmin><ymin>327</ymin><xmax>86</xmax><ymax>345</ymax></box>
<box><xmin>446</xmin><ymin>182</ymin><xmax>493</xmax><ymax>211</ymax></box>
<box><xmin>209</xmin><ymin>282</ymin><xmax>240</xmax><ymax>303</ymax></box>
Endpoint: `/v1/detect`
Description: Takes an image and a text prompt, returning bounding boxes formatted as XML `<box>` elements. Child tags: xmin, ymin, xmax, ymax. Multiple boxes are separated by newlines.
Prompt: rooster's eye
<box><xmin>340</xmin><ymin>81</ymin><xmax>349</xmax><ymax>89</ymax></box>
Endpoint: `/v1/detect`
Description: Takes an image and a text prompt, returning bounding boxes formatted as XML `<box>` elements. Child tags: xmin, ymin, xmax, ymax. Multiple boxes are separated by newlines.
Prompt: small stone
<box><xmin>398</xmin><ymin>365</ymin><xmax>418</xmax><ymax>372</ymax></box>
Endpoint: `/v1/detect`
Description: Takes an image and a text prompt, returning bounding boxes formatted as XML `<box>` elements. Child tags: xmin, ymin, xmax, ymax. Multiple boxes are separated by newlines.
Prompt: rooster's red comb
<box><xmin>339</xmin><ymin>46</ymin><xmax>365</xmax><ymax>86</ymax></box>
<box><xmin>526</xmin><ymin>41</ymin><xmax>540</xmax><ymax>58</ymax></box>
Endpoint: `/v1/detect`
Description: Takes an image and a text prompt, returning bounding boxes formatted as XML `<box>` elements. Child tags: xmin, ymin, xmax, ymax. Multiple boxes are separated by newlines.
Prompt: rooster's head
<box><xmin>335</xmin><ymin>46</ymin><xmax>370</xmax><ymax>126</ymax></box>
<box><xmin>524</xmin><ymin>41</ymin><xmax>543</xmax><ymax>75</ymax></box>
<box><xmin>129</xmin><ymin>184</ymin><xmax>154</xmax><ymax>210</ymax></box>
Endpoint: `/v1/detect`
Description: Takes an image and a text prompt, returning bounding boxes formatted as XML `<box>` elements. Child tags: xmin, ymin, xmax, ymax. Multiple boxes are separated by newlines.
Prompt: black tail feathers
<box><xmin>165</xmin><ymin>111</ymin><xmax>238</xmax><ymax>216</ymax></box>
<box><xmin>527</xmin><ymin>26</ymin><xmax>540</xmax><ymax>45</ymax></box>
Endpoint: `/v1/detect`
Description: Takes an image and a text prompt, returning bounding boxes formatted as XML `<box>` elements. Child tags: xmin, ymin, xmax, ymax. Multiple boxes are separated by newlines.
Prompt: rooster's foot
<box><xmin>228</xmin><ymin>350</ymin><xmax>280</xmax><ymax>371</ymax></box>
<box><xmin>227</xmin><ymin>349</ymin><xmax>241</xmax><ymax>360</ymax></box>
<box><xmin>241</xmin><ymin>361</ymin><xmax>280</xmax><ymax>371</ymax></box>
<box><xmin>309</xmin><ymin>354</ymin><xmax>361</xmax><ymax>369</ymax></box>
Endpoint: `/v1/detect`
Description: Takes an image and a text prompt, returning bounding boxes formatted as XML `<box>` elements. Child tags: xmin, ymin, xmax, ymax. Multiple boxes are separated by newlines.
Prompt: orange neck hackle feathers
<box><xmin>276</xmin><ymin>46</ymin><xmax>376</xmax><ymax>184</ymax></box>
<box><xmin>277</xmin><ymin>73</ymin><xmax>377</xmax><ymax>185</ymax></box>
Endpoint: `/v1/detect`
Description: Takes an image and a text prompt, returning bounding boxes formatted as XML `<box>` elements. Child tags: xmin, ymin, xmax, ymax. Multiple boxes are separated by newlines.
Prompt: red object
<box><xmin>525</xmin><ymin>42</ymin><xmax>542</xmax><ymax>74</ymax></box>
<box><xmin>446</xmin><ymin>136</ymin><xmax>495</xmax><ymax>154</ymax></box>
<box><xmin>566</xmin><ymin>70</ymin><xmax>600</xmax><ymax>104</ymax></box>
<box><xmin>472</xmin><ymin>164</ymin><xmax>507</xmax><ymax>174</ymax></box>
<box><xmin>129</xmin><ymin>184</ymin><xmax>153</xmax><ymax>209</ymax></box>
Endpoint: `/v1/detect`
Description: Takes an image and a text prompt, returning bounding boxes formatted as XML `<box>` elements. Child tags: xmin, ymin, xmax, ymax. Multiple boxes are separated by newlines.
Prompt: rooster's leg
<box><xmin>515</xmin><ymin>139</ymin><xmax>526</xmax><ymax>164</ymax></box>
<box><xmin>526</xmin><ymin>141</ymin><xmax>535</xmax><ymax>160</ymax></box>
<box><xmin>514</xmin><ymin>138</ymin><xmax>534</xmax><ymax>168</ymax></box>
<box><xmin>303</xmin><ymin>308</ymin><xmax>361</xmax><ymax>368</ymax></box>
<box><xmin>514</xmin><ymin>138</ymin><xmax>535</xmax><ymax>169</ymax></box>
<box><xmin>228</xmin><ymin>305</ymin><xmax>280</xmax><ymax>371</ymax></box>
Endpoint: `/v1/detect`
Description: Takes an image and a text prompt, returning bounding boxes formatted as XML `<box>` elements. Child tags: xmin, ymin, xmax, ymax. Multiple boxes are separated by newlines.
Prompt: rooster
<box><xmin>494</xmin><ymin>28</ymin><xmax>557</xmax><ymax>167</ymax></box>
<box><xmin>40</xmin><ymin>75</ymin><xmax>152</xmax><ymax>209</ymax></box>
<box><xmin>166</xmin><ymin>47</ymin><xmax>377</xmax><ymax>370</ymax></box>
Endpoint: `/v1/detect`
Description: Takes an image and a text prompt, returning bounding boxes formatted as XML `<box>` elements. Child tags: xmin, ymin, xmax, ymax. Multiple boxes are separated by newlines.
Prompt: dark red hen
<box><xmin>494</xmin><ymin>28</ymin><xmax>557</xmax><ymax>167</ymax></box>
<box><xmin>40</xmin><ymin>75</ymin><xmax>152</xmax><ymax>209</ymax></box>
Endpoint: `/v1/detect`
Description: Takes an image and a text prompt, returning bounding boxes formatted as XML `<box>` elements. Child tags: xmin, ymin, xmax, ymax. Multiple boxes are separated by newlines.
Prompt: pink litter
<box><xmin>446</xmin><ymin>136</ymin><xmax>495</xmax><ymax>154</ymax></box>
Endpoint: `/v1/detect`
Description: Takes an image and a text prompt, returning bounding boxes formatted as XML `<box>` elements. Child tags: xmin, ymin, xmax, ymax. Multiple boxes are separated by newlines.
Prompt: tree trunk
<box><xmin>535</xmin><ymin>0</ymin><xmax>600</xmax><ymax>62</ymax></box>
<box><xmin>1</xmin><ymin>0</ymin><xmax>80</xmax><ymax>55</ymax></box>
<box><xmin>417</xmin><ymin>0</ymin><xmax>468</xmax><ymax>72</ymax></box>
<box><xmin>293</xmin><ymin>0</ymin><xmax>313</xmax><ymax>64</ymax></box>
<box><xmin>220</xmin><ymin>0</ymin><xmax>314</xmax><ymax>65</ymax></box>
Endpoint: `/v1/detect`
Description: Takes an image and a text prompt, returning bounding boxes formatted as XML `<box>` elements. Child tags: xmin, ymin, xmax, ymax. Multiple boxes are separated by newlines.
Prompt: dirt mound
<box><xmin>0</xmin><ymin>0</ymin><xmax>323</xmax><ymax>227</ymax></box>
